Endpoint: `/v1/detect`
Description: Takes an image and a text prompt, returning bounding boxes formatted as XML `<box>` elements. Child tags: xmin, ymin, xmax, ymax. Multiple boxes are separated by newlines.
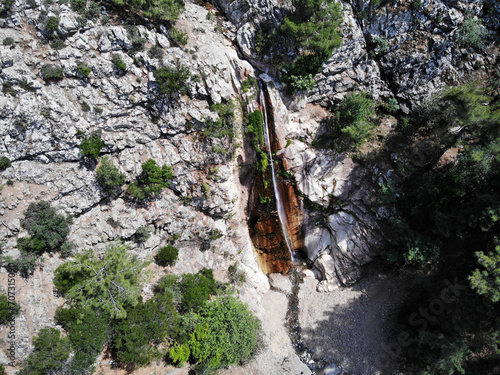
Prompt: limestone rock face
<box><xmin>0</xmin><ymin>0</ymin><xmax>268</xmax><ymax>364</ymax></box>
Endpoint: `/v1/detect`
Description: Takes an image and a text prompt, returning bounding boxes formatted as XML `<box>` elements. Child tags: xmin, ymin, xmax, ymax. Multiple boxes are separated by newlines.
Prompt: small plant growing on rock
<box><xmin>79</xmin><ymin>132</ymin><xmax>104</xmax><ymax>158</ymax></box>
<box><xmin>112</xmin><ymin>53</ymin><xmax>127</xmax><ymax>71</ymax></box>
<box><xmin>96</xmin><ymin>155</ymin><xmax>126</xmax><ymax>194</ymax></box>
<box><xmin>153</xmin><ymin>63</ymin><xmax>193</xmax><ymax>101</ymax></box>
<box><xmin>133</xmin><ymin>226</ymin><xmax>151</xmax><ymax>243</ymax></box>
<box><xmin>148</xmin><ymin>45</ymin><xmax>164</xmax><ymax>59</ymax></box>
<box><xmin>169</xmin><ymin>27</ymin><xmax>188</xmax><ymax>46</ymax></box>
<box><xmin>0</xmin><ymin>156</ymin><xmax>11</xmax><ymax>171</ymax></box>
<box><xmin>2</xmin><ymin>37</ymin><xmax>14</xmax><ymax>45</ymax></box>
<box><xmin>40</xmin><ymin>64</ymin><xmax>64</xmax><ymax>81</ymax></box>
<box><xmin>156</xmin><ymin>245</ymin><xmax>179</xmax><ymax>266</ymax></box>
<box><xmin>0</xmin><ymin>294</ymin><xmax>20</xmax><ymax>324</ymax></box>
<box><xmin>81</xmin><ymin>101</ymin><xmax>91</xmax><ymax>112</ymax></box>
<box><xmin>45</xmin><ymin>16</ymin><xmax>60</xmax><ymax>32</ymax></box>
<box><xmin>127</xmin><ymin>158</ymin><xmax>174</xmax><ymax>201</ymax></box>
<box><xmin>456</xmin><ymin>18</ymin><xmax>489</xmax><ymax>50</ymax></box>
<box><xmin>50</xmin><ymin>38</ymin><xmax>66</xmax><ymax>50</ymax></box>
<box><xmin>76</xmin><ymin>62</ymin><xmax>91</xmax><ymax>77</ymax></box>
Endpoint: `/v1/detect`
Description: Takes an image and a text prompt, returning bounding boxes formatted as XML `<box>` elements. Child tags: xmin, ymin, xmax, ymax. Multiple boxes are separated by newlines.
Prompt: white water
<box><xmin>259</xmin><ymin>83</ymin><xmax>294</xmax><ymax>259</ymax></box>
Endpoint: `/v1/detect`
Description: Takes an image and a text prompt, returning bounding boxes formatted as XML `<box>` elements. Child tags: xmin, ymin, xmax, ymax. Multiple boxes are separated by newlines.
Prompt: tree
<box><xmin>180</xmin><ymin>295</ymin><xmax>262</xmax><ymax>372</ymax></box>
<box><xmin>20</xmin><ymin>200</ymin><xmax>72</xmax><ymax>252</ymax></box>
<box><xmin>18</xmin><ymin>328</ymin><xmax>71</xmax><ymax>375</ymax></box>
<box><xmin>55</xmin><ymin>306</ymin><xmax>110</xmax><ymax>374</ymax></box>
<box><xmin>96</xmin><ymin>155</ymin><xmax>126</xmax><ymax>194</ymax></box>
<box><xmin>53</xmin><ymin>243</ymin><xmax>150</xmax><ymax>319</ymax></box>
<box><xmin>128</xmin><ymin>159</ymin><xmax>174</xmax><ymax>201</ymax></box>
<box><xmin>113</xmin><ymin>293</ymin><xmax>180</xmax><ymax>367</ymax></box>
<box><xmin>469</xmin><ymin>245</ymin><xmax>500</xmax><ymax>303</ymax></box>
<box><xmin>179</xmin><ymin>268</ymin><xmax>216</xmax><ymax>313</ymax></box>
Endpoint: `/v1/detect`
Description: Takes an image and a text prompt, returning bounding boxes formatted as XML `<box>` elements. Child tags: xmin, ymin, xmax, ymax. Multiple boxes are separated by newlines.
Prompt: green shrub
<box><xmin>241</xmin><ymin>76</ymin><xmax>256</xmax><ymax>93</ymax></box>
<box><xmin>0</xmin><ymin>294</ymin><xmax>20</xmax><ymax>324</ymax></box>
<box><xmin>156</xmin><ymin>245</ymin><xmax>179</xmax><ymax>266</ymax></box>
<box><xmin>182</xmin><ymin>295</ymin><xmax>262</xmax><ymax>372</ymax></box>
<box><xmin>203</xmin><ymin>101</ymin><xmax>236</xmax><ymax>140</ymax></box>
<box><xmin>127</xmin><ymin>158</ymin><xmax>174</xmax><ymax>201</ymax></box>
<box><xmin>113</xmin><ymin>293</ymin><xmax>180</xmax><ymax>367</ymax></box>
<box><xmin>140</xmin><ymin>0</ymin><xmax>185</xmax><ymax>21</ymax></box>
<box><xmin>79</xmin><ymin>132</ymin><xmax>104</xmax><ymax>158</ymax></box>
<box><xmin>170</xmin><ymin>27</ymin><xmax>188</xmax><ymax>46</ymax></box>
<box><xmin>81</xmin><ymin>101</ymin><xmax>91</xmax><ymax>112</ymax></box>
<box><xmin>0</xmin><ymin>156</ymin><xmax>11</xmax><ymax>171</ymax></box>
<box><xmin>112</xmin><ymin>53</ymin><xmax>127</xmax><ymax>71</ymax></box>
<box><xmin>53</xmin><ymin>243</ymin><xmax>149</xmax><ymax>319</ymax></box>
<box><xmin>71</xmin><ymin>0</ymin><xmax>87</xmax><ymax>12</ymax></box>
<box><xmin>153</xmin><ymin>63</ymin><xmax>193</xmax><ymax>101</ymax></box>
<box><xmin>55</xmin><ymin>306</ymin><xmax>110</xmax><ymax>374</ymax></box>
<box><xmin>179</xmin><ymin>268</ymin><xmax>216</xmax><ymax>313</ymax></box>
<box><xmin>0</xmin><ymin>0</ymin><xmax>14</xmax><ymax>17</ymax></box>
<box><xmin>45</xmin><ymin>16</ymin><xmax>60</xmax><ymax>32</ymax></box>
<box><xmin>133</xmin><ymin>226</ymin><xmax>150</xmax><ymax>243</ymax></box>
<box><xmin>2</xmin><ymin>37</ymin><xmax>14</xmax><ymax>45</ymax></box>
<box><xmin>334</xmin><ymin>91</ymin><xmax>376</xmax><ymax>148</ymax></box>
<box><xmin>96</xmin><ymin>155</ymin><xmax>126</xmax><ymax>194</ymax></box>
<box><xmin>469</xmin><ymin>245</ymin><xmax>500</xmax><ymax>303</ymax></box>
<box><xmin>228</xmin><ymin>262</ymin><xmax>246</xmax><ymax>285</ymax></box>
<box><xmin>84</xmin><ymin>1</ymin><xmax>101</xmax><ymax>20</ymax></box>
<box><xmin>18</xmin><ymin>328</ymin><xmax>71</xmax><ymax>375</ymax></box>
<box><xmin>77</xmin><ymin>62</ymin><xmax>91</xmax><ymax>77</ymax></box>
<box><xmin>148</xmin><ymin>45</ymin><xmax>164</xmax><ymax>59</ymax></box>
<box><xmin>20</xmin><ymin>200</ymin><xmax>73</xmax><ymax>252</ymax></box>
<box><xmin>1</xmin><ymin>251</ymin><xmax>37</xmax><ymax>278</ymax></box>
<box><xmin>456</xmin><ymin>18</ymin><xmax>489</xmax><ymax>49</ymax></box>
<box><xmin>50</xmin><ymin>37</ymin><xmax>66</xmax><ymax>50</ymax></box>
<box><xmin>40</xmin><ymin>64</ymin><xmax>64</xmax><ymax>81</ymax></box>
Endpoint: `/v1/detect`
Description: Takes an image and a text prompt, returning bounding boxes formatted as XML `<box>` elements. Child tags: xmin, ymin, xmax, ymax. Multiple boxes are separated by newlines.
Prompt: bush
<box><xmin>81</xmin><ymin>101</ymin><xmax>91</xmax><ymax>112</ymax></box>
<box><xmin>112</xmin><ymin>53</ymin><xmax>127</xmax><ymax>71</ymax></box>
<box><xmin>79</xmin><ymin>132</ymin><xmax>104</xmax><ymax>158</ymax></box>
<box><xmin>53</xmin><ymin>243</ymin><xmax>149</xmax><ymax>319</ymax></box>
<box><xmin>148</xmin><ymin>45</ymin><xmax>164</xmax><ymax>59</ymax></box>
<box><xmin>113</xmin><ymin>293</ymin><xmax>180</xmax><ymax>367</ymax></box>
<box><xmin>2</xmin><ymin>37</ymin><xmax>14</xmax><ymax>45</ymax></box>
<box><xmin>141</xmin><ymin>0</ymin><xmax>185</xmax><ymax>21</ymax></box>
<box><xmin>179</xmin><ymin>268</ymin><xmax>216</xmax><ymax>313</ymax></box>
<box><xmin>181</xmin><ymin>295</ymin><xmax>262</xmax><ymax>372</ymax></box>
<box><xmin>334</xmin><ymin>91</ymin><xmax>376</xmax><ymax>148</ymax></box>
<box><xmin>20</xmin><ymin>200</ymin><xmax>73</xmax><ymax>252</ymax></box>
<box><xmin>1</xmin><ymin>251</ymin><xmax>37</xmax><ymax>278</ymax></box>
<box><xmin>76</xmin><ymin>63</ymin><xmax>91</xmax><ymax>77</ymax></box>
<box><xmin>456</xmin><ymin>18</ymin><xmax>489</xmax><ymax>49</ymax></box>
<box><xmin>18</xmin><ymin>328</ymin><xmax>71</xmax><ymax>375</ymax></box>
<box><xmin>170</xmin><ymin>27</ymin><xmax>188</xmax><ymax>46</ymax></box>
<box><xmin>45</xmin><ymin>16</ymin><xmax>60</xmax><ymax>32</ymax></box>
<box><xmin>128</xmin><ymin>159</ymin><xmax>174</xmax><ymax>201</ymax></box>
<box><xmin>133</xmin><ymin>226</ymin><xmax>150</xmax><ymax>243</ymax></box>
<box><xmin>55</xmin><ymin>306</ymin><xmax>110</xmax><ymax>374</ymax></box>
<box><xmin>0</xmin><ymin>294</ymin><xmax>20</xmax><ymax>324</ymax></box>
<box><xmin>96</xmin><ymin>155</ymin><xmax>126</xmax><ymax>194</ymax></box>
<box><xmin>50</xmin><ymin>37</ymin><xmax>66</xmax><ymax>50</ymax></box>
<box><xmin>156</xmin><ymin>245</ymin><xmax>179</xmax><ymax>266</ymax></box>
<box><xmin>153</xmin><ymin>63</ymin><xmax>192</xmax><ymax>101</ymax></box>
<box><xmin>40</xmin><ymin>64</ymin><xmax>64</xmax><ymax>81</ymax></box>
<box><xmin>0</xmin><ymin>156</ymin><xmax>11</xmax><ymax>171</ymax></box>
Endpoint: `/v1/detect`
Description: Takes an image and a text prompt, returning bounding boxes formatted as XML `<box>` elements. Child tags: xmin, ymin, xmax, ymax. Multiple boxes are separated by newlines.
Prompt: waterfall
<box><xmin>259</xmin><ymin>81</ymin><xmax>294</xmax><ymax>260</ymax></box>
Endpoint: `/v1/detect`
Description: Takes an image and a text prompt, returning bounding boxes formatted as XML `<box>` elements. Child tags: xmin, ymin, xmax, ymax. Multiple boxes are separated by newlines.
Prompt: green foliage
<box><xmin>179</xmin><ymin>268</ymin><xmax>216</xmax><ymax>313</ymax></box>
<box><xmin>113</xmin><ymin>293</ymin><xmax>180</xmax><ymax>367</ymax></box>
<box><xmin>18</xmin><ymin>328</ymin><xmax>71</xmax><ymax>375</ymax></box>
<box><xmin>45</xmin><ymin>16</ymin><xmax>60</xmax><ymax>32</ymax></box>
<box><xmin>370</xmin><ymin>36</ymin><xmax>388</xmax><ymax>57</ymax></box>
<box><xmin>148</xmin><ymin>45</ymin><xmax>164</xmax><ymax>59</ymax></box>
<box><xmin>128</xmin><ymin>158</ymin><xmax>174</xmax><ymax>201</ymax></box>
<box><xmin>204</xmin><ymin>101</ymin><xmax>236</xmax><ymax>140</ymax></box>
<box><xmin>280</xmin><ymin>0</ymin><xmax>342</xmax><ymax>92</ymax></box>
<box><xmin>79</xmin><ymin>132</ymin><xmax>104</xmax><ymax>158</ymax></box>
<box><xmin>469</xmin><ymin>245</ymin><xmax>500</xmax><ymax>302</ymax></box>
<box><xmin>50</xmin><ymin>37</ymin><xmax>66</xmax><ymax>50</ymax></box>
<box><xmin>2</xmin><ymin>37</ymin><xmax>14</xmax><ymax>45</ymax></box>
<box><xmin>96</xmin><ymin>155</ymin><xmax>126</xmax><ymax>194</ymax></box>
<box><xmin>241</xmin><ymin>76</ymin><xmax>256</xmax><ymax>92</ymax></box>
<box><xmin>0</xmin><ymin>0</ymin><xmax>14</xmax><ymax>17</ymax></box>
<box><xmin>0</xmin><ymin>364</ymin><xmax>5</xmax><ymax>375</ymax></box>
<box><xmin>71</xmin><ymin>0</ymin><xmax>86</xmax><ymax>12</ymax></box>
<box><xmin>77</xmin><ymin>62</ymin><xmax>91</xmax><ymax>77</ymax></box>
<box><xmin>153</xmin><ymin>63</ymin><xmax>192</xmax><ymax>101</ymax></box>
<box><xmin>112</xmin><ymin>53</ymin><xmax>127</xmax><ymax>71</ymax></box>
<box><xmin>0</xmin><ymin>294</ymin><xmax>19</xmax><ymax>324</ymax></box>
<box><xmin>53</xmin><ymin>243</ymin><xmax>149</xmax><ymax>319</ymax></box>
<box><xmin>20</xmin><ymin>200</ymin><xmax>73</xmax><ymax>252</ymax></box>
<box><xmin>40</xmin><ymin>64</ymin><xmax>64</xmax><ymax>81</ymax></box>
<box><xmin>334</xmin><ymin>92</ymin><xmax>376</xmax><ymax>148</ymax></box>
<box><xmin>185</xmin><ymin>295</ymin><xmax>262</xmax><ymax>372</ymax></box>
<box><xmin>247</xmin><ymin>109</ymin><xmax>264</xmax><ymax>147</ymax></box>
<box><xmin>133</xmin><ymin>226</ymin><xmax>150</xmax><ymax>243</ymax></box>
<box><xmin>55</xmin><ymin>306</ymin><xmax>110</xmax><ymax>374</ymax></box>
<box><xmin>228</xmin><ymin>262</ymin><xmax>246</xmax><ymax>285</ymax></box>
<box><xmin>2</xmin><ymin>250</ymin><xmax>37</xmax><ymax>278</ymax></box>
<box><xmin>156</xmin><ymin>245</ymin><xmax>179</xmax><ymax>266</ymax></box>
<box><xmin>170</xmin><ymin>27</ymin><xmax>188</xmax><ymax>46</ymax></box>
<box><xmin>81</xmin><ymin>101</ymin><xmax>91</xmax><ymax>112</ymax></box>
<box><xmin>456</xmin><ymin>18</ymin><xmax>489</xmax><ymax>49</ymax></box>
<box><xmin>169</xmin><ymin>343</ymin><xmax>190</xmax><ymax>366</ymax></box>
<box><xmin>0</xmin><ymin>156</ymin><xmax>11</xmax><ymax>171</ymax></box>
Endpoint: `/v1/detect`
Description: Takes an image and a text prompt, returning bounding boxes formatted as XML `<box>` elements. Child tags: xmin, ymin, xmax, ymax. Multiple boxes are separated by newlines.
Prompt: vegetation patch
<box><xmin>127</xmin><ymin>158</ymin><xmax>174</xmax><ymax>201</ymax></box>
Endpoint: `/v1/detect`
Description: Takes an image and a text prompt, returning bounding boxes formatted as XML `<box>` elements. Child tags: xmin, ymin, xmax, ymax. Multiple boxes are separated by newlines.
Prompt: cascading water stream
<box><xmin>259</xmin><ymin>81</ymin><xmax>294</xmax><ymax>260</ymax></box>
